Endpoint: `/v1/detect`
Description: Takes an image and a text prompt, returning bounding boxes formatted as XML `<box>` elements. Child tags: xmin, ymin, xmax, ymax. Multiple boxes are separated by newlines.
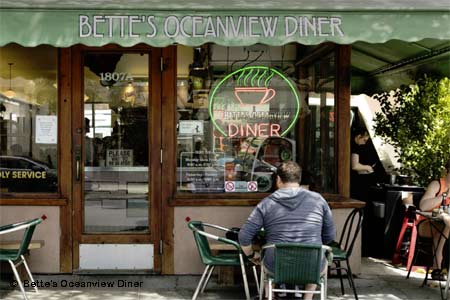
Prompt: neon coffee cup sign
<box><xmin>209</xmin><ymin>66</ymin><xmax>300</xmax><ymax>138</ymax></box>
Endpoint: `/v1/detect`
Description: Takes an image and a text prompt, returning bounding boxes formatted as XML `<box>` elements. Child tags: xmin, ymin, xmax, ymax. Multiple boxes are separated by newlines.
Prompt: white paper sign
<box><xmin>179</xmin><ymin>120</ymin><xmax>204</xmax><ymax>135</ymax></box>
<box><xmin>35</xmin><ymin>115</ymin><xmax>57</xmax><ymax>144</ymax></box>
<box><xmin>106</xmin><ymin>149</ymin><xmax>133</xmax><ymax>166</ymax></box>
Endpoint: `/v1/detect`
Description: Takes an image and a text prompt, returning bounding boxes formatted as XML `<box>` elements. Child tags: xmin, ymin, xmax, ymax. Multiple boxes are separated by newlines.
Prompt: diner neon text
<box><xmin>227</xmin><ymin>123</ymin><xmax>281</xmax><ymax>138</ymax></box>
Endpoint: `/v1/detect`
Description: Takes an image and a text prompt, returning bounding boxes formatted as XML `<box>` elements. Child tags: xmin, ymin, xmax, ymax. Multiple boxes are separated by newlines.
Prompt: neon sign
<box><xmin>209</xmin><ymin>66</ymin><xmax>300</xmax><ymax>138</ymax></box>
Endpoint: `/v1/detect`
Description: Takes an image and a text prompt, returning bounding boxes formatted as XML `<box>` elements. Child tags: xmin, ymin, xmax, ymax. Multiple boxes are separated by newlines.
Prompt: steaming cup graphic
<box><xmin>234</xmin><ymin>87</ymin><xmax>276</xmax><ymax>106</ymax></box>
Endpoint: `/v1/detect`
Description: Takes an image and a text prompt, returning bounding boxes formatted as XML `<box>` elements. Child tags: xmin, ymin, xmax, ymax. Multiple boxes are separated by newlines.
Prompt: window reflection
<box><xmin>83</xmin><ymin>53</ymin><xmax>149</xmax><ymax>233</ymax></box>
<box><xmin>176</xmin><ymin>45</ymin><xmax>298</xmax><ymax>194</ymax></box>
<box><xmin>0</xmin><ymin>45</ymin><xmax>58</xmax><ymax>194</ymax></box>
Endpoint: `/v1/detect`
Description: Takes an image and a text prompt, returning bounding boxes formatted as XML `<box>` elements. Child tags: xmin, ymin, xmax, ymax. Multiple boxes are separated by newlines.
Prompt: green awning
<box><xmin>1</xmin><ymin>0</ymin><xmax>450</xmax><ymax>47</ymax></box>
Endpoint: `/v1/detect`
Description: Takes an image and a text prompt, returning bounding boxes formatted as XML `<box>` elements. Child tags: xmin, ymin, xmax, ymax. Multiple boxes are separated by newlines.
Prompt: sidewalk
<box><xmin>0</xmin><ymin>258</ymin><xmax>444</xmax><ymax>300</ymax></box>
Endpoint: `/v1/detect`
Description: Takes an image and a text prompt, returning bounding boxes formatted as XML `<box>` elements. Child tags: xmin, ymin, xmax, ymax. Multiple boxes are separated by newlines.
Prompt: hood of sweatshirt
<box><xmin>267</xmin><ymin>187</ymin><xmax>305</xmax><ymax>210</ymax></box>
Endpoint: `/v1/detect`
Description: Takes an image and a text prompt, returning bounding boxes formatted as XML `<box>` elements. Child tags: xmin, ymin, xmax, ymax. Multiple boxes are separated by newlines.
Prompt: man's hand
<box><xmin>241</xmin><ymin>244</ymin><xmax>261</xmax><ymax>265</ymax></box>
<box><xmin>249</xmin><ymin>251</ymin><xmax>261</xmax><ymax>265</ymax></box>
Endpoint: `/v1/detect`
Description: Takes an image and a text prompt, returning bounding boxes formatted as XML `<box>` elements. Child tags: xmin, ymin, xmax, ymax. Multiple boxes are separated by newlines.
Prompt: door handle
<box><xmin>76</xmin><ymin>157</ymin><xmax>81</xmax><ymax>181</ymax></box>
<box><xmin>75</xmin><ymin>146</ymin><xmax>81</xmax><ymax>182</ymax></box>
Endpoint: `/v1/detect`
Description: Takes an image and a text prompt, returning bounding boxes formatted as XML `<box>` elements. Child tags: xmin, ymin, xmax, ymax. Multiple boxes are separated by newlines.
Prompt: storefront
<box><xmin>0</xmin><ymin>0</ymin><xmax>449</xmax><ymax>275</ymax></box>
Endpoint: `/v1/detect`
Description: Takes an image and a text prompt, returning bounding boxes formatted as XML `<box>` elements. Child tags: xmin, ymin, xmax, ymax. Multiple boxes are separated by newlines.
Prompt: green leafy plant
<box><xmin>373</xmin><ymin>75</ymin><xmax>450</xmax><ymax>186</ymax></box>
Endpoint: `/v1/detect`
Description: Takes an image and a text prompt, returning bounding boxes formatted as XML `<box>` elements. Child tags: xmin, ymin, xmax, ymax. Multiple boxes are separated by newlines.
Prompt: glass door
<box><xmin>72</xmin><ymin>47</ymin><xmax>161</xmax><ymax>271</ymax></box>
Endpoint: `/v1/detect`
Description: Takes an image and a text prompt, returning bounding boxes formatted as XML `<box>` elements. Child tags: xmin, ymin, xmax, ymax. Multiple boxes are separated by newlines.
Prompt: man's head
<box><xmin>276</xmin><ymin>161</ymin><xmax>302</xmax><ymax>188</ymax></box>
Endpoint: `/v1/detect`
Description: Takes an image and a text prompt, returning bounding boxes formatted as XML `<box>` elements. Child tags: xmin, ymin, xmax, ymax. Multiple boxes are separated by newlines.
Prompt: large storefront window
<box><xmin>176</xmin><ymin>45</ymin><xmax>299</xmax><ymax>194</ymax></box>
<box><xmin>0</xmin><ymin>45</ymin><xmax>58</xmax><ymax>193</ymax></box>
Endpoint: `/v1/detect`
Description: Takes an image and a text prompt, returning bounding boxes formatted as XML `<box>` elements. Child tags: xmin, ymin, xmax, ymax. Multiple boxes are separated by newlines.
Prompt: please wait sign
<box><xmin>106</xmin><ymin>149</ymin><xmax>133</xmax><ymax>166</ymax></box>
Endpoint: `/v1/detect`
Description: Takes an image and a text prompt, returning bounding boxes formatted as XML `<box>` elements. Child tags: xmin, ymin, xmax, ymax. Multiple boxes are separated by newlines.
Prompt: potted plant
<box><xmin>373</xmin><ymin>75</ymin><xmax>450</xmax><ymax>187</ymax></box>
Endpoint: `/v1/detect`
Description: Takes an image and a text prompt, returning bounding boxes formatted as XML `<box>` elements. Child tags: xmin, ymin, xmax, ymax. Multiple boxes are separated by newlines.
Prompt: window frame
<box><xmin>169</xmin><ymin>43</ymin><xmax>352</xmax><ymax>206</ymax></box>
<box><xmin>0</xmin><ymin>46</ymin><xmax>69</xmax><ymax>206</ymax></box>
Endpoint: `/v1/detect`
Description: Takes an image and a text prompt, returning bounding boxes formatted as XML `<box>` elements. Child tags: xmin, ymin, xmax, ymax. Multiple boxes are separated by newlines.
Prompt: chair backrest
<box><xmin>273</xmin><ymin>243</ymin><xmax>323</xmax><ymax>286</ymax></box>
<box><xmin>0</xmin><ymin>218</ymin><xmax>43</xmax><ymax>260</ymax></box>
<box><xmin>188</xmin><ymin>221</ymin><xmax>213</xmax><ymax>264</ymax></box>
<box><xmin>339</xmin><ymin>208</ymin><xmax>364</xmax><ymax>257</ymax></box>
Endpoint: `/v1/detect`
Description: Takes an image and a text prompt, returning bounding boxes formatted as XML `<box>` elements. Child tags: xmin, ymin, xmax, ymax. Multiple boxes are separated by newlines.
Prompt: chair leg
<box><xmin>268</xmin><ymin>279</ymin><xmax>273</xmax><ymax>300</ymax></box>
<box><xmin>324</xmin><ymin>271</ymin><xmax>328</xmax><ymax>300</ymax></box>
<box><xmin>336</xmin><ymin>261</ymin><xmax>345</xmax><ymax>295</ymax></box>
<box><xmin>406</xmin><ymin>247</ymin><xmax>419</xmax><ymax>279</ymax></box>
<box><xmin>239</xmin><ymin>254</ymin><xmax>251</xmax><ymax>300</ymax></box>
<box><xmin>192</xmin><ymin>265</ymin><xmax>211</xmax><ymax>300</ymax></box>
<box><xmin>259</xmin><ymin>265</ymin><xmax>265</xmax><ymax>300</ymax></box>
<box><xmin>346</xmin><ymin>259</ymin><xmax>358</xmax><ymax>300</ymax></box>
<box><xmin>320</xmin><ymin>280</ymin><xmax>325</xmax><ymax>300</ymax></box>
<box><xmin>8</xmin><ymin>260</ymin><xmax>29</xmax><ymax>300</ymax></box>
<box><xmin>252</xmin><ymin>265</ymin><xmax>260</xmax><ymax>293</ymax></box>
<box><xmin>445</xmin><ymin>269</ymin><xmax>450</xmax><ymax>297</ymax></box>
<box><xmin>21</xmin><ymin>255</ymin><xmax>38</xmax><ymax>293</ymax></box>
<box><xmin>200</xmin><ymin>265</ymin><xmax>215</xmax><ymax>293</ymax></box>
<box><xmin>406</xmin><ymin>224</ymin><xmax>418</xmax><ymax>271</ymax></box>
<box><xmin>421</xmin><ymin>266</ymin><xmax>430</xmax><ymax>287</ymax></box>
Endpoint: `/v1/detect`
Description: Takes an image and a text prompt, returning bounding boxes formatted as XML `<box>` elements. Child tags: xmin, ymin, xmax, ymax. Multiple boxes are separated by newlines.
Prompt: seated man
<box><xmin>238</xmin><ymin>161</ymin><xmax>335</xmax><ymax>299</ymax></box>
<box><xmin>418</xmin><ymin>159</ymin><xmax>450</xmax><ymax>280</ymax></box>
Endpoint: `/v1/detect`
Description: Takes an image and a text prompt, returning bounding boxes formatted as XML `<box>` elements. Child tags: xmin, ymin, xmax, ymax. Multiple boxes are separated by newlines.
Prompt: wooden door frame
<box><xmin>70</xmin><ymin>44</ymin><xmax>163</xmax><ymax>272</ymax></box>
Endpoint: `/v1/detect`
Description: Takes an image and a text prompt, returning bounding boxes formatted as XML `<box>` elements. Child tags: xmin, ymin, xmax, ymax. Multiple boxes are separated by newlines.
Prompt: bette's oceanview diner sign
<box><xmin>79</xmin><ymin>15</ymin><xmax>344</xmax><ymax>39</ymax></box>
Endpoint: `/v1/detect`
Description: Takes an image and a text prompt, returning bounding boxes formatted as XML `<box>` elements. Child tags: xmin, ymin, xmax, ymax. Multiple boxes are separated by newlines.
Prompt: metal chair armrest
<box><xmin>203</xmin><ymin>223</ymin><xmax>232</xmax><ymax>232</ymax></box>
<box><xmin>193</xmin><ymin>227</ymin><xmax>241</xmax><ymax>251</ymax></box>
<box><xmin>259</xmin><ymin>244</ymin><xmax>275</xmax><ymax>259</ymax></box>
<box><xmin>322</xmin><ymin>245</ymin><xmax>333</xmax><ymax>265</ymax></box>
<box><xmin>0</xmin><ymin>220</ymin><xmax>32</xmax><ymax>232</ymax></box>
<box><xmin>0</xmin><ymin>219</ymin><xmax>42</xmax><ymax>236</ymax></box>
<box><xmin>322</xmin><ymin>245</ymin><xmax>332</xmax><ymax>252</ymax></box>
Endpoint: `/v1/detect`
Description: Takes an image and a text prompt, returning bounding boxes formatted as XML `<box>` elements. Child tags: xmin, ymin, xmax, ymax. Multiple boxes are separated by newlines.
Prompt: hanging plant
<box><xmin>373</xmin><ymin>75</ymin><xmax>450</xmax><ymax>186</ymax></box>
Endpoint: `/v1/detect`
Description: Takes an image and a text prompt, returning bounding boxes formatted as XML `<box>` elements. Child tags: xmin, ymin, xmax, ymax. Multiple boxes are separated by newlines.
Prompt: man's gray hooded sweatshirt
<box><xmin>238</xmin><ymin>187</ymin><xmax>335</xmax><ymax>272</ymax></box>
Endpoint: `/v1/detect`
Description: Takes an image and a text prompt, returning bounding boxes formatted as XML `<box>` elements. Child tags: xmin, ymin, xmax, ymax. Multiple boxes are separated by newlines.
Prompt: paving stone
<box><xmin>0</xmin><ymin>258</ymin><xmax>444</xmax><ymax>300</ymax></box>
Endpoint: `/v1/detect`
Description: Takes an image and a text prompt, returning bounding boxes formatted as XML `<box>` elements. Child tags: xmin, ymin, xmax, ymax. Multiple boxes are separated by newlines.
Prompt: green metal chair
<box><xmin>188</xmin><ymin>221</ymin><xmax>259</xmax><ymax>300</ymax></box>
<box><xmin>0</xmin><ymin>218</ymin><xmax>43</xmax><ymax>300</ymax></box>
<box><xmin>329</xmin><ymin>207</ymin><xmax>363</xmax><ymax>300</ymax></box>
<box><xmin>259</xmin><ymin>243</ymin><xmax>332</xmax><ymax>300</ymax></box>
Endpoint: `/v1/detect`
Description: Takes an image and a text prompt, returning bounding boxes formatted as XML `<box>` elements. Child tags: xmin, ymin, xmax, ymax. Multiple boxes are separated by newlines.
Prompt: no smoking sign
<box><xmin>225</xmin><ymin>181</ymin><xmax>235</xmax><ymax>192</ymax></box>
<box><xmin>247</xmin><ymin>181</ymin><xmax>258</xmax><ymax>192</ymax></box>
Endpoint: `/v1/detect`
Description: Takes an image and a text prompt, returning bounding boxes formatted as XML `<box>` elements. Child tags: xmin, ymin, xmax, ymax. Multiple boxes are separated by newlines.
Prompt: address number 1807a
<box><xmin>100</xmin><ymin>72</ymin><xmax>133</xmax><ymax>82</ymax></box>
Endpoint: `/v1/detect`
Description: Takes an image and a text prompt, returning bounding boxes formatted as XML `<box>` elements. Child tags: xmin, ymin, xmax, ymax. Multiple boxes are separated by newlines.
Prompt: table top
<box><xmin>209</xmin><ymin>242</ymin><xmax>238</xmax><ymax>251</ymax></box>
<box><xmin>210</xmin><ymin>241</ymin><xmax>260</xmax><ymax>252</ymax></box>
<box><xmin>416</xmin><ymin>210</ymin><xmax>447</xmax><ymax>221</ymax></box>
<box><xmin>0</xmin><ymin>240</ymin><xmax>45</xmax><ymax>250</ymax></box>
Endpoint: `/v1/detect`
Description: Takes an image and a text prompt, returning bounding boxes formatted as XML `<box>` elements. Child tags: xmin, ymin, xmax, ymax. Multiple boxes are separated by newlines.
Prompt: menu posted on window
<box><xmin>35</xmin><ymin>115</ymin><xmax>58</xmax><ymax>144</ymax></box>
<box><xmin>179</xmin><ymin>151</ymin><xmax>224</xmax><ymax>192</ymax></box>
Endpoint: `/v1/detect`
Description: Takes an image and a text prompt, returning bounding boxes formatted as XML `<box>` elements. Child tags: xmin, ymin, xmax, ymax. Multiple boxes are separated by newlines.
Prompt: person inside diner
<box><xmin>238</xmin><ymin>161</ymin><xmax>335</xmax><ymax>299</ymax></box>
<box><xmin>350</xmin><ymin>127</ymin><xmax>377</xmax><ymax>202</ymax></box>
<box><xmin>418</xmin><ymin>159</ymin><xmax>450</xmax><ymax>280</ymax></box>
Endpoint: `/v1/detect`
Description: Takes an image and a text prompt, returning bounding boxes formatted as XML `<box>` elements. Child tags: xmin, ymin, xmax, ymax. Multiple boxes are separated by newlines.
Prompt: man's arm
<box><xmin>238</xmin><ymin>205</ymin><xmax>264</xmax><ymax>257</ymax></box>
<box><xmin>321</xmin><ymin>203</ymin><xmax>336</xmax><ymax>244</ymax></box>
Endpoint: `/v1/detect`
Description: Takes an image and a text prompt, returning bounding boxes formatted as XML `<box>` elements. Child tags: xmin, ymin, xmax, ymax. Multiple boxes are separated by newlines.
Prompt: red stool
<box><xmin>392</xmin><ymin>205</ymin><xmax>419</xmax><ymax>270</ymax></box>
